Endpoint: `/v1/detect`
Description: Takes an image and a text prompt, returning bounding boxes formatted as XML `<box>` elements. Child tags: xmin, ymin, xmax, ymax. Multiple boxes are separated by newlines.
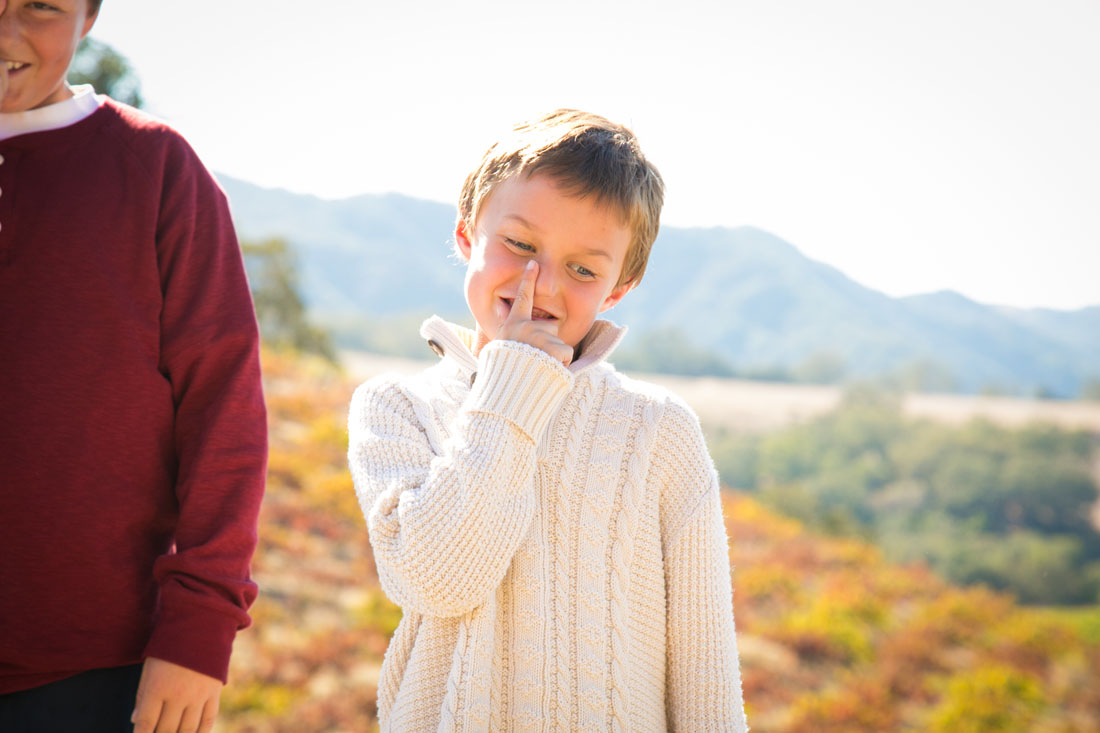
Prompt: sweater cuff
<box><xmin>143</xmin><ymin>602</ymin><xmax>241</xmax><ymax>684</ymax></box>
<box><xmin>467</xmin><ymin>340</ymin><xmax>573</xmax><ymax>442</ymax></box>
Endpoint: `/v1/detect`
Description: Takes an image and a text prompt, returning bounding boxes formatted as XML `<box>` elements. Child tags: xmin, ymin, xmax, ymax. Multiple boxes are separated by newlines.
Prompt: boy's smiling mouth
<box><xmin>501</xmin><ymin>298</ymin><xmax>558</xmax><ymax>320</ymax></box>
<box><xmin>4</xmin><ymin>61</ymin><xmax>29</xmax><ymax>72</ymax></box>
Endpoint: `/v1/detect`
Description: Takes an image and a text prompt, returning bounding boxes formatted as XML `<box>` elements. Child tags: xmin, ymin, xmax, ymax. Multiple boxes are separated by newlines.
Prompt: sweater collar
<box><xmin>419</xmin><ymin>316</ymin><xmax>627</xmax><ymax>376</ymax></box>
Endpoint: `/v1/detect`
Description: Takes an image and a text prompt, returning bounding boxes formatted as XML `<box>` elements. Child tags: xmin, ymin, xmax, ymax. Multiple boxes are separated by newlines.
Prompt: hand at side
<box><xmin>131</xmin><ymin>657</ymin><xmax>222</xmax><ymax>733</ymax></box>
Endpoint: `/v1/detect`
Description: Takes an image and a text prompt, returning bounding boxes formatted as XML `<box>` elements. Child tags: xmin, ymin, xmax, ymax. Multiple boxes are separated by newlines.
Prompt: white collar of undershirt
<box><xmin>0</xmin><ymin>84</ymin><xmax>104</xmax><ymax>141</ymax></box>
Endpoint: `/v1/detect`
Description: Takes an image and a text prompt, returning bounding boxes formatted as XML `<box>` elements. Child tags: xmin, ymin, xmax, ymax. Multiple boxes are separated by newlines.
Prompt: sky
<box><xmin>89</xmin><ymin>0</ymin><xmax>1099</xmax><ymax>311</ymax></box>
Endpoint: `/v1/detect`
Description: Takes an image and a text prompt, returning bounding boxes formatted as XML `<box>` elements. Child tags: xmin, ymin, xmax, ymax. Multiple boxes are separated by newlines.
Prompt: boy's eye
<box><xmin>571</xmin><ymin>264</ymin><xmax>598</xmax><ymax>280</ymax></box>
<box><xmin>503</xmin><ymin>237</ymin><xmax>534</xmax><ymax>253</ymax></box>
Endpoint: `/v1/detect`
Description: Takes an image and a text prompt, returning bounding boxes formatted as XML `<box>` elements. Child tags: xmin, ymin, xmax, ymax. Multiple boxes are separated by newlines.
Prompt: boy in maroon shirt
<box><xmin>0</xmin><ymin>1</ymin><xmax>267</xmax><ymax>731</ymax></box>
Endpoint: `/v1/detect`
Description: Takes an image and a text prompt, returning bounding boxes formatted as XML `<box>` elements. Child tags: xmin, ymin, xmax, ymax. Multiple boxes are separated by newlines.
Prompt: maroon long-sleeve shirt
<box><xmin>0</xmin><ymin>98</ymin><xmax>267</xmax><ymax>693</ymax></box>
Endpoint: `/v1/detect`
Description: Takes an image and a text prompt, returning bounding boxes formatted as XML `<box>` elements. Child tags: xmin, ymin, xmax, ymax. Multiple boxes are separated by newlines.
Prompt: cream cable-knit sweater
<box><xmin>348</xmin><ymin>317</ymin><xmax>748</xmax><ymax>731</ymax></box>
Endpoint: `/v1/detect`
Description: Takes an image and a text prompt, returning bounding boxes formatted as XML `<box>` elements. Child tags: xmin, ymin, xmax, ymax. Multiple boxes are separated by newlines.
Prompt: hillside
<box><xmin>218</xmin><ymin>348</ymin><xmax>1100</xmax><ymax>732</ymax></box>
<box><xmin>219</xmin><ymin>175</ymin><xmax>1100</xmax><ymax>397</ymax></box>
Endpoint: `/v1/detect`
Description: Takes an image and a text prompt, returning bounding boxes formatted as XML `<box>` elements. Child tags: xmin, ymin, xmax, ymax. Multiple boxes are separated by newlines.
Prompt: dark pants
<box><xmin>0</xmin><ymin>664</ymin><xmax>142</xmax><ymax>733</ymax></box>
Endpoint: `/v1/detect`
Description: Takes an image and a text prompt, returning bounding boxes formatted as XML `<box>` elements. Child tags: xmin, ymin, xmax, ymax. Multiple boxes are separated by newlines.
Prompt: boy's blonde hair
<box><xmin>458</xmin><ymin>109</ymin><xmax>664</xmax><ymax>287</ymax></box>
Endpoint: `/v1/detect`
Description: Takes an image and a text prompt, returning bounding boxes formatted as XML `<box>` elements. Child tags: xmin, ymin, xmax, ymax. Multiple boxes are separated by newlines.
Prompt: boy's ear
<box><xmin>454</xmin><ymin>220</ymin><xmax>473</xmax><ymax>263</ymax></box>
<box><xmin>598</xmin><ymin>277</ymin><xmax>636</xmax><ymax>313</ymax></box>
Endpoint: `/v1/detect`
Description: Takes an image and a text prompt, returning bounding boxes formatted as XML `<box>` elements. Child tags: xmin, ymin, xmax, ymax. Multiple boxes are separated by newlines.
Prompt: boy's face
<box><xmin>455</xmin><ymin>173</ymin><xmax>635</xmax><ymax>354</ymax></box>
<box><xmin>0</xmin><ymin>0</ymin><xmax>97</xmax><ymax>113</ymax></box>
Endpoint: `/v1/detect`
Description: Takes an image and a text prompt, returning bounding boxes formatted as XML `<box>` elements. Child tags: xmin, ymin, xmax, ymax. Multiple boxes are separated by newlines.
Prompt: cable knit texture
<box><xmin>348</xmin><ymin>317</ymin><xmax>748</xmax><ymax>731</ymax></box>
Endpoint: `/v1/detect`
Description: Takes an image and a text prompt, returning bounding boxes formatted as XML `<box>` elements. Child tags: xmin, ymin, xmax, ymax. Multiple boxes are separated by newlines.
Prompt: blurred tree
<box><xmin>241</xmin><ymin>238</ymin><xmax>336</xmax><ymax>362</ymax></box>
<box><xmin>326</xmin><ymin>311</ymin><xmax>453</xmax><ymax>359</ymax></box>
<box><xmin>927</xmin><ymin>665</ymin><xmax>1044</xmax><ymax>732</ymax></box>
<box><xmin>613</xmin><ymin>327</ymin><xmax>736</xmax><ymax>377</ymax></box>
<box><xmin>793</xmin><ymin>351</ymin><xmax>847</xmax><ymax>384</ymax></box>
<box><xmin>1082</xmin><ymin>378</ymin><xmax>1100</xmax><ymax>401</ymax></box>
<box><xmin>708</xmin><ymin>429</ymin><xmax>760</xmax><ymax>492</ymax></box>
<box><xmin>880</xmin><ymin>358</ymin><xmax>958</xmax><ymax>393</ymax></box>
<box><xmin>67</xmin><ymin>37</ymin><xmax>144</xmax><ymax>108</ymax></box>
<box><xmin>710</xmin><ymin>394</ymin><xmax>1100</xmax><ymax>605</ymax></box>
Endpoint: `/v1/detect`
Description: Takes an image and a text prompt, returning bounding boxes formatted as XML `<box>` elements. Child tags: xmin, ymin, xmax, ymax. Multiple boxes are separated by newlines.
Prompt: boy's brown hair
<box><xmin>88</xmin><ymin>0</ymin><xmax>102</xmax><ymax>15</ymax></box>
<box><xmin>458</xmin><ymin>109</ymin><xmax>665</xmax><ymax>287</ymax></box>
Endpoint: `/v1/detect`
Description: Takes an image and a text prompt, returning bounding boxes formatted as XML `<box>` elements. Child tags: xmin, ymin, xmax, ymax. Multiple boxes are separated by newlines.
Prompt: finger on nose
<box><xmin>515</xmin><ymin>261</ymin><xmax>537</xmax><ymax>305</ymax></box>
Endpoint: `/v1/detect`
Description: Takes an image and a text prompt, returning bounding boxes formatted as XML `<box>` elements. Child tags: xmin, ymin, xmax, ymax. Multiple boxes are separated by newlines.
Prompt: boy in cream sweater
<box><xmin>348</xmin><ymin>109</ymin><xmax>748</xmax><ymax>731</ymax></box>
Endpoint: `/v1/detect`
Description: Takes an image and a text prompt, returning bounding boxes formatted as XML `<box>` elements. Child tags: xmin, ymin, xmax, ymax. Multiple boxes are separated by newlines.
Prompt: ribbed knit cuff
<box><xmin>143</xmin><ymin>601</ymin><xmax>241</xmax><ymax>684</ymax></box>
<box><xmin>467</xmin><ymin>340</ymin><xmax>574</xmax><ymax>442</ymax></box>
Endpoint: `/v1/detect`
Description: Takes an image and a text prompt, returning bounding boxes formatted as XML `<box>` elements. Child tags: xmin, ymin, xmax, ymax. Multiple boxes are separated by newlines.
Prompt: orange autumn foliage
<box><xmin>220</xmin><ymin>348</ymin><xmax>1100</xmax><ymax>732</ymax></box>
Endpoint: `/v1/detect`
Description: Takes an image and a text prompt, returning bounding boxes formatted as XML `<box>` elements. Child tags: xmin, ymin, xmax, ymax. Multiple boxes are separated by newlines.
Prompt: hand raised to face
<box><xmin>496</xmin><ymin>260</ymin><xmax>574</xmax><ymax>367</ymax></box>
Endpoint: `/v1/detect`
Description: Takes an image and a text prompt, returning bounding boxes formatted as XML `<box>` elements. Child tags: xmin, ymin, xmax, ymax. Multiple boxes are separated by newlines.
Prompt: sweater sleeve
<box><xmin>142</xmin><ymin>135</ymin><xmax>267</xmax><ymax>683</ymax></box>
<box><xmin>658</xmin><ymin>401</ymin><xmax>748</xmax><ymax>732</ymax></box>
<box><xmin>348</xmin><ymin>340</ymin><xmax>573</xmax><ymax>617</ymax></box>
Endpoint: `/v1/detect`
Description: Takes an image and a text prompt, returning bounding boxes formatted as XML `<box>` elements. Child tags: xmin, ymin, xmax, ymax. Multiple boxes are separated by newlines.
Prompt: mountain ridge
<box><xmin>218</xmin><ymin>174</ymin><xmax>1100</xmax><ymax>397</ymax></box>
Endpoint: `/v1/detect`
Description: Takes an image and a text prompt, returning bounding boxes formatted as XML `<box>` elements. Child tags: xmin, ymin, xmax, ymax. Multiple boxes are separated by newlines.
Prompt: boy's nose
<box><xmin>532</xmin><ymin>259</ymin><xmax>559</xmax><ymax>297</ymax></box>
